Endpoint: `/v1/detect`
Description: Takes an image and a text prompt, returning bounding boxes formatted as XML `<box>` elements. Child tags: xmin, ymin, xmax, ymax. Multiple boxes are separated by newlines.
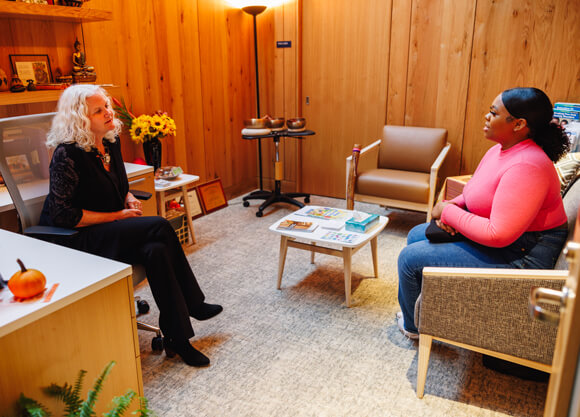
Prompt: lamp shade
<box><xmin>242</xmin><ymin>5</ymin><xmax>267</xmax><ymax>16</ymax></box>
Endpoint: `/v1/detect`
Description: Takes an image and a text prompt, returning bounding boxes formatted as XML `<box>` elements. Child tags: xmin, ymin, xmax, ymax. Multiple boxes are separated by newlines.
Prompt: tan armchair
<box><xmin>414</xmin><ymin>172</ymin><xmax>580</xmax><ymax>398</ymax></box>
<box><xmin>346</xmin><ymin>125</ymin><xmax>450</xmax><ymax>221</ymax></box>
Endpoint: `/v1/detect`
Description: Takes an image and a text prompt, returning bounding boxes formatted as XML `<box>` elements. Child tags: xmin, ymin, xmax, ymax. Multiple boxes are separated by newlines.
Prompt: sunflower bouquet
<box><xmin>112</xmin><ymin>97</ymin><xmax>177</xmax><ymax>143</ymax></box>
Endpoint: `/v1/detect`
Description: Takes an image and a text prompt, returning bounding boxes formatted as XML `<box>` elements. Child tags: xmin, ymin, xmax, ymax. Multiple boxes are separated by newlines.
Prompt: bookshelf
<box><xmin>0</xmin><ymin>2</ymin><xmax>112</xmax><ymax>22</ymax></box>
<box><xmin>0</xmin><ymin>2</ymin><xmax>114</xmax><ymax>108</ymax></box>
<box><xmin>0</xmin><ymin>85</ymin><xmax>121</xmax><ymax>106</ymax></box>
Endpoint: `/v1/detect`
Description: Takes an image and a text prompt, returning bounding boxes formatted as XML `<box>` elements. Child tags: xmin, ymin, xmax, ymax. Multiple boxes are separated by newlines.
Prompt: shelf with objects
<box><xmin>0</xmin><ymin>2</ymin><xmax>114</xmax><ymax>107</ymax></box>
<box><xmin>154</xmin><ymin>173</ymin><xmax>200</xmax><ymax>245</ymax></box>
<box><xmin>0</xmin><ymin>85</ymin><xmax>121</xmax><ymax>107</ymax></box>
<box><xmin>242</xmin><ymin>128</ymin><xmax>315</xmax><ymax>217</ymax></box>
<box><xmin>0</xmin><ymin>2</ymin><xmax>112</xmax><ymax>22</ymax></box>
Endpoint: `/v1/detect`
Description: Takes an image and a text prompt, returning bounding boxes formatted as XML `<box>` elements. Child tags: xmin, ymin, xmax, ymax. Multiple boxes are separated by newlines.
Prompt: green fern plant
<box><xmin>17</xmin><ymin>361</ymin><xmax>155</xmax><ymax>417</ymax></box>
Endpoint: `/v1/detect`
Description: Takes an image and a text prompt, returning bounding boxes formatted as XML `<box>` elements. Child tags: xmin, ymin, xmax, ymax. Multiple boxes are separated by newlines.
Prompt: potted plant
<box><xmin>17</xmin><ymin>361</ymin><xmax>155</xmax><ymax>417</ymax></box>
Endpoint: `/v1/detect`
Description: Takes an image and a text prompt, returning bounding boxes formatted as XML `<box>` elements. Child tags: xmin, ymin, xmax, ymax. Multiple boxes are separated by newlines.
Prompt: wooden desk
<box><xmin>155</xmin><ymin>173</ymin><xmax>200</xmax><ymax>245</ymax></box>
<box><xmin>0</xmin><ymin>229</ymin><xmax>143</xmax><ymax>415</ymax></box>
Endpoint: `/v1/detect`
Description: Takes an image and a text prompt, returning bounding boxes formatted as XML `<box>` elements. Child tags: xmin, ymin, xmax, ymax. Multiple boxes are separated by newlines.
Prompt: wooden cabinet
<box><xmin>0</xmin><ymin>229</ymin><xmax>143</xmax><ymax>416</ymax></box>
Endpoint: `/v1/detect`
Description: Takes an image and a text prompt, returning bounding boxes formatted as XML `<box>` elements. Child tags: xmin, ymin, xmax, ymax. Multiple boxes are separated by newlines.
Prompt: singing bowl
<box><xmin>266</xmin><ymin>117</ymin><xmax>285</xmax><ymax>129</ymax></box>
<box><xmin>243</xmin><ymin>118</ymin><xmax>266</xmax><ymax>129</ymax></box>
<box><xmin>287</xmin><ymin>118</ymin><xmax>306</xmax><ymax>129</ymax></box>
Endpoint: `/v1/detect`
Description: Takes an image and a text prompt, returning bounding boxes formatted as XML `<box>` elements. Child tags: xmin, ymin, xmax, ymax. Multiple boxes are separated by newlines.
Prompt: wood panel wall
<box><xmin>85</xmin><ymin>0</ymin><xmax>261</xmax><ymax>198</ymax></box>
<box><xmin>299</xmin><ymin>0</ymin><xmax>580</xmax><ymax>198</ymax></box>
<box><xmin>1</xmin><ymin>0</ymin><xmax>579</xmax><ymax>201</ymax></box>
<box><xmin>301</xmin><ymin>0</ymin><xmax>391</xmax><ymax>197</ymax></box>
<box><xmin>0</xmin><ymin>0</ymin><xmax>264</xmax><ymax>198</ymax></box>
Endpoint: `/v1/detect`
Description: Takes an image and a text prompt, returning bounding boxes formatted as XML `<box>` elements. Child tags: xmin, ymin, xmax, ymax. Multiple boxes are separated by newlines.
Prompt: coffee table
<box><xmin>269</xmin><ymin>206</ymin><xmax>389</xmax><ymax>307</ymax></box>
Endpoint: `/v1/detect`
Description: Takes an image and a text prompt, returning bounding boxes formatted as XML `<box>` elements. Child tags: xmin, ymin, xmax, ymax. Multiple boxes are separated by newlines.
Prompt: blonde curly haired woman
<box><xmin>40</xmin><ymin>84</ymin><xmax>222</xmax><ymax>367</ymax></box>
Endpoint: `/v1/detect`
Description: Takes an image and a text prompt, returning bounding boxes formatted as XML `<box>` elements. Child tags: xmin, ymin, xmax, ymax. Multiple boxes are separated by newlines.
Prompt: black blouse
<box><xmin>39</xmin><ymin>138</ymin><xmax>129</xmax><ymax>228</ymax></box>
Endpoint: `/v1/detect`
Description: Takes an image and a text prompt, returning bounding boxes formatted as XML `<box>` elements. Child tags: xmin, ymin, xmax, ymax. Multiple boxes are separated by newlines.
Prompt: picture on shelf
<box><xmin>9</xmin><ymin>54</ymin><xmax>53</xmax><ymax>84</ymax></box>
<box><xmin>6</xmin><ymin>154</ymin><xmax>35</xmax><ymax>184</ymax></box>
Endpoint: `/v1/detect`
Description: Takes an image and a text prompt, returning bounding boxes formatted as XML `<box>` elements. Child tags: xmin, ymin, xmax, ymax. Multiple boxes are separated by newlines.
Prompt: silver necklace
<box><xmin>96</xmin><ymin>148</ymin><xmax>111</xmax><ymax>165</ymax></box>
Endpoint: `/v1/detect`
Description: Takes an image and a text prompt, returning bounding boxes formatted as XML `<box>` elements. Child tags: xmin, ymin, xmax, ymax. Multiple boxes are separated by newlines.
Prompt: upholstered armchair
<box><xmin>346</xmin><ymin>125</ymin><xmax>450</xmax><ymax>221</ymax></box>
<box><xmin>414</xmin><ymin>172</ymin><xmax>580</xmax><ymax>398</ymax></box>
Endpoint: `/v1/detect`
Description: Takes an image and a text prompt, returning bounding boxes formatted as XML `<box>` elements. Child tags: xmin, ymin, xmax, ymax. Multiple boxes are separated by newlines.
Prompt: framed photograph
<box><xmin>197</xmin><ymin>179</ymin><xmax>228</xmax><ymax>214</ymax></box>
<box><xmin>9</xmin><ymin>54</ymin><xmax>53</xmax><ymax>84</ymax></box>
<box><xmin>184</xmin><ymin>187</ymin><xmax>204</xmax><ymax>219</ymax></box>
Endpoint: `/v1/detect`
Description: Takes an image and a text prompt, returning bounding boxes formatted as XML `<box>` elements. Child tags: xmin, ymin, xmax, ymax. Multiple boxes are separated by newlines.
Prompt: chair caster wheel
<box><xmin>152</xmin><ymin>336</ymin><xmax>164</xmax><ymax>351</ymax></box>
<box><xmin>256</xmin><ymin>211</ymin><xmax>263</xmax><ymax>217</ymax></box>
<box><xmin>136</xmin><ymin>299</ymin><xmax>150</xmax><ymax>314</ymax></box>
<box><xmin>304</xmin><ymin>196</ymin><xmax>310</xmax><ymax>203</ymax></box>
<box><xmin>243</xmin><ymin>200</ymin><xmax>250</xmax><ymax>207</ymax></box>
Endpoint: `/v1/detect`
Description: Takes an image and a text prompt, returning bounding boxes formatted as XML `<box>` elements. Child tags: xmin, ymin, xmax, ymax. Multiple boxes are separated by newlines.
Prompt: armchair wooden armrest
<box><xmin>415</xmin><ymin>266</ymin><xmax>567</xmax><ymax>398</ymax></box>
<box><xmin>345</xmin><ymin>139</ymin><xmax>381</xmax><ymax>199</ymax></box>
<box><xmin>427</xmin><ymin>142</ymin><xmax>451</xmax><ymax>218</ymax></box>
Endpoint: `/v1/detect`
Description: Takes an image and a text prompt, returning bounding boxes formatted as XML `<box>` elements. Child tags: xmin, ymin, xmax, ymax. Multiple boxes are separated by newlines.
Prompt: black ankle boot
<box><xmin>191</xmin><ymin>302</ymin><xmax>223</xmax><ymax>321</ymax></box>
<box><xmin>165</xmin><ymin>338</ymin><xmax>210</xmax><ymax>367</ymax></box>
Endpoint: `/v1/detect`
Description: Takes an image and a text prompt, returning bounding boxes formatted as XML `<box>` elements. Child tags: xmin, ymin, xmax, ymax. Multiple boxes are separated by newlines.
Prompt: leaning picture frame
<box><xmin>9</xmin><ymin>54</ymin><xmax>53</xmax><ymax>84</ymax></box>
<box><xmin>184</xmin><ymin>187</ymin><xmax>204</xmax><ymax>219</ymax></box>
<box><xmin>197</xmin><ymin>178</ymin><xmax>228</xmax><ymax>214</ymax></box>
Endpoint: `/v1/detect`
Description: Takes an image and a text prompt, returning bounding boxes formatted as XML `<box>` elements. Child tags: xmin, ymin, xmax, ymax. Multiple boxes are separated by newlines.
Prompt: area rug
<box><xmin>134</xmin><ymin>194</ymin><xmax>548</xmax><ymax>417</ymax></box>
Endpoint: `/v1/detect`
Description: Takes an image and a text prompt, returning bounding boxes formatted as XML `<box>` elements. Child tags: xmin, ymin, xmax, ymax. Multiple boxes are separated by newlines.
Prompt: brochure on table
<box><xmin>278</xmin><ymin>206</ymin><xmax>381</xmax><ymax>245</ymax></box>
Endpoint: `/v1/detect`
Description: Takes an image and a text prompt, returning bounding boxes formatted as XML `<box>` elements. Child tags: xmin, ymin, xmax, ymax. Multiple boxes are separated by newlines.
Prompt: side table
<box><xmin>155</xmin><ymin>173</ymin><xmax>200</xmax><ymax>245</ymax></box>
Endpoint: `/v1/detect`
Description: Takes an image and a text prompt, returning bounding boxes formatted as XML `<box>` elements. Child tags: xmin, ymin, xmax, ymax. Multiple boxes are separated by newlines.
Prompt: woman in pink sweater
<box><xmin>397</xmin><ymin>87</ymin><xmax>570</xmax><ymax>339</ymax></box>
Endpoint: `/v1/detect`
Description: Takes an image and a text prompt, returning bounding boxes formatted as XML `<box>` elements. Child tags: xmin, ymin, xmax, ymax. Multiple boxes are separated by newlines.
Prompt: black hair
<box><xmin>501</xmin><ymin>87</ymin><xmax>570</xmax><ymax>162</ymax></box>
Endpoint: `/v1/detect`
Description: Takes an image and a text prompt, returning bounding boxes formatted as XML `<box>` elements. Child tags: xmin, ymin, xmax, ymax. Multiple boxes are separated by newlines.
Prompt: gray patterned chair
<box><xmin>414</xmin><ymin>170</ymin><xmax>580</xmax><ymax>398</ymax></box>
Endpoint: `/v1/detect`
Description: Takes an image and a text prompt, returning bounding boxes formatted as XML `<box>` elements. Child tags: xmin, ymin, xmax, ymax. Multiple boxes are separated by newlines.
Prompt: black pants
<box><xmin>53</xmin><ymin>216</ymin><xmax>204</xmax><ymax>340</ymax></box>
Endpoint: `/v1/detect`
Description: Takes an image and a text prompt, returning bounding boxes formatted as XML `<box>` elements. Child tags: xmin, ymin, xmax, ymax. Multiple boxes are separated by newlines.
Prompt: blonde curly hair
<box><xmin>46</xmin><ymin>84</ymin><xmax>122</xmax><ymax>151</ymax></box>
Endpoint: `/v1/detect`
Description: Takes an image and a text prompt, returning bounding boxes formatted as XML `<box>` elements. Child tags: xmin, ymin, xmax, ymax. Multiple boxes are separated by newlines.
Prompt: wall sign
<box><xmin>276</xmin><ymin>41</ymin><xmax>292</xmax><ymax>48</ymax></box>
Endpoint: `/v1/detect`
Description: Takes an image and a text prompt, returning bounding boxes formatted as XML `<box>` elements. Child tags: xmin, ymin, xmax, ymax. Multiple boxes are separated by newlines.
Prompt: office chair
<box><xmin>0</xmin><ymin>112</ymin><xmax>164</xmax><ymax>352</ymax></box>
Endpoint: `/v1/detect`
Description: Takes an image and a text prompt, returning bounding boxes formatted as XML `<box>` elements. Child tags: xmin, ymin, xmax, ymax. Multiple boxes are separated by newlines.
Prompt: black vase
<box><xmin>143</xmin><ymin>138</ymin><xmax>162</xmax><ymax>172</ymax></box>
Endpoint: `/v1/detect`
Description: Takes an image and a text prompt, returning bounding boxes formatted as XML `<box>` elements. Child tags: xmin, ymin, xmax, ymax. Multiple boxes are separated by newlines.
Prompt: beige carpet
<box><xmin>134</xmin><ymin>194</ymin><xmax>548</xmax><ymax>417</ymax></box>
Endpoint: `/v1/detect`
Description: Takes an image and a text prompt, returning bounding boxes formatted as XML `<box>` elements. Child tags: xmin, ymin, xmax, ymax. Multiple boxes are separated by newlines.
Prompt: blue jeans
<box><xmin>397</xmin><ymin>222</ymin><xmax>567</xmax><ymax>334</ymax></box>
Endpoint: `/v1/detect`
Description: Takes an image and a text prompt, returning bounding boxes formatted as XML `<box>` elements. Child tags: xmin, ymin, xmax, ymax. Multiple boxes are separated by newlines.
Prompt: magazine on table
<box><xmin>276</xmin><ymin>219</ymin><xmax>318</xmax><ymax>232</ymax></box>
<box><xmin>295</xmin><ymin>206</ymin><xmax>352</xmax><ymax>222</ymax></box>
<box><xmin>320</xmin><ymin>231</ymin><xmax>360</xmax><ymax>244</ymax></box>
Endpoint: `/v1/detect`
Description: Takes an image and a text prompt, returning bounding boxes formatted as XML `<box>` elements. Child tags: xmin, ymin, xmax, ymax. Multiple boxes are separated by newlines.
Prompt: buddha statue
<box><xmin>71</xmin><ymin>39</ymin><xmax>97</xmax><ymax>83</ymax></box>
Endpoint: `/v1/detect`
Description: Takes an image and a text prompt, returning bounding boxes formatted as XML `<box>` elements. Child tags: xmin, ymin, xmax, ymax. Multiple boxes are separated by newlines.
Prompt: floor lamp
<box><xmin>243</xmin><ymin>5</ymin><xmax>267</xmax><ymax>191</ymax></box>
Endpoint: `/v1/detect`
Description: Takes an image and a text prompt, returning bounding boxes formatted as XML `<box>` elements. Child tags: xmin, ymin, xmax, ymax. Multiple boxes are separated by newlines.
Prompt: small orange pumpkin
<box><xmin>8</xmin><ymin>259</ymin><xmax>46</xmax><ymax>299</ymax></box>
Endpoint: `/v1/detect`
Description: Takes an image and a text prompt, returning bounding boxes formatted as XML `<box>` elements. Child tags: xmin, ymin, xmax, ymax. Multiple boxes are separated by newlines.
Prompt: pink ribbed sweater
<box><xmin>441</xmin><ymin>139</ymin><xmax>567</xmax><ymax>248</ymax></box>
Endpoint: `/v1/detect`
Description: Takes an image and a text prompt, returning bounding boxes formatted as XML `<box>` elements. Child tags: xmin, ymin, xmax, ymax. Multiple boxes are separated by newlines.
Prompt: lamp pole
<box><xmin>243</xmin><ymin>5</ymin><xmax>267</xmax><ymax>190</ymax></box>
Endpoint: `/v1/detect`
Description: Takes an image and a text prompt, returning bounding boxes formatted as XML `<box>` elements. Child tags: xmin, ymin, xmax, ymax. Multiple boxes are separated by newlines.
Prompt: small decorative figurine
<box><xmin>54</xmin><ymin>67</ymin><xmax>73</xmax><ymax>85</ymax></box>
<box><xmin>71</xmin><ymin>38</ymin><xmax>97</xmax><ymax>83</ymax></box>
<box><xmin>26</xmin><ymin>80</ymin><xmax>36</xmax><ymax>91</ymax></box>
<box><xmin>0</xmin><ymin>68</ymin><xmax>9</xmax><ymax>92</ymax></box>
<box><xmin>9</xmin><ymin>75</ymin><xmax>25</xmax><ymax>93</ymax></box>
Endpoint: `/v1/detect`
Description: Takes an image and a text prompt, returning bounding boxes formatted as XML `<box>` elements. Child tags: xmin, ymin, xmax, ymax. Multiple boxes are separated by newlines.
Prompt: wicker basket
<box><xmin>167</xmin><ymin>211</ymin><xmax>189</xmax><ymax>245</ymax></box>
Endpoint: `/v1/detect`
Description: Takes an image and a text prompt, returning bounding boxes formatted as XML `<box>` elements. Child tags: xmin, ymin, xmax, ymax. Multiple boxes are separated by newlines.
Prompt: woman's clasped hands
<box><xmin>430</xmin><ymin>200</ymin><xmax>458</xmax><ymax>235</ymax></box>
